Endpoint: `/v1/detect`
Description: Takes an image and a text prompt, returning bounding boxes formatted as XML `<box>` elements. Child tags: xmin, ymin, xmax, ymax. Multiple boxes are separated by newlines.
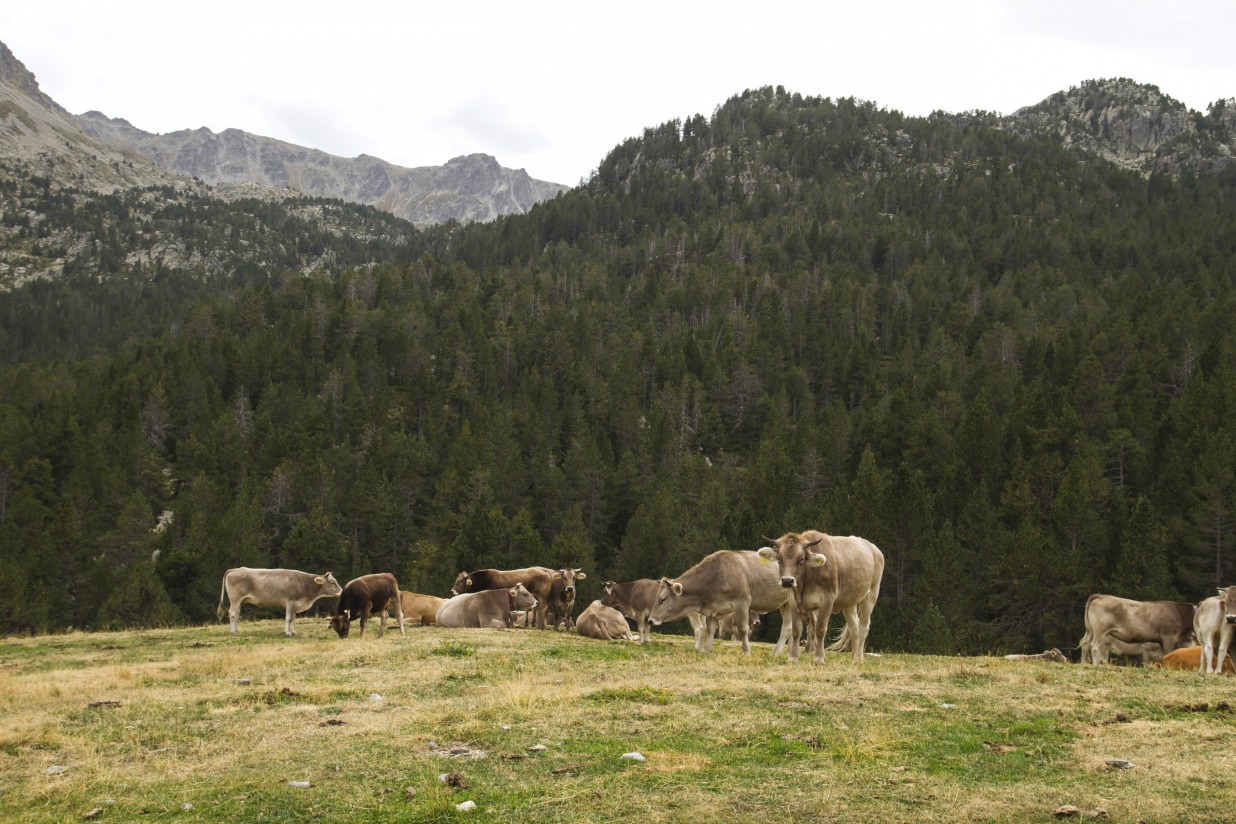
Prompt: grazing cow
<box><xmin>1194</xmin><ymin>587</ymin><xmax>1236</xmax><ymax>675</ymax></box>
<box><xmin>388</xmin><ymin>591</ymin><xmax>445</xmax><ymax>626</ymax></box>
<box><xmin>452</xmin><ymin>567</ymin><xmax>556</xmax><ymax>629</ymax></box>
<box><xmin>1004</xmin><ymin>649</ymin><xmax>1069</xmax><ymax>664</ymax></box>
<box><xmin>575</xmin><ymin>600</ymin><xmax>634</xmax><ymax>641</ymax></box>
<box><xmin>331</xmin><ymin>573</ymin><xmax>405</xmax><ymax>639</ymax></box>
<box><xmin>545</xmin><ymin>568</ymin><xmax>587</xmax><ymax>631</ymax></box>
<box><xmin>1079</xmin><ymin>594</ymin><xmax>1194</xmax><ymax>665</ymax></box>
<box><xmin>217</xmin><ymin>567</ymin><xmax>343</xmax><ymax>636</ymax></box>
<box><xmin>437</xmin><ymin>584</ymin><xmax>538</xmax><ymax>629</ymax></box>
<box><xmin>758</xmin><ymin>531</ymin><xmax>885</xmax><ymax>663</ymax></box>
<box><xmin>600</xmin><ymin>579</ymin><xmax>663</xmax><ymax>644</ymax></box>
<box><xmin>1155</xmin><ymin>644</ymin><xmax>1236</xmax><ymax>674</ymax></box>
<box><xmin>647</xmin><ymin>550</ymin><xmax>796</xmax><ymax>655</ymax></box>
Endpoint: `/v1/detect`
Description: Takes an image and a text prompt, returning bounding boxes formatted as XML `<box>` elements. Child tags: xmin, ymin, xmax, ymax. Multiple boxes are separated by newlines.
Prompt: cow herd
<box><xmin>214</xmin><ymin>531</ymin><xmax>884</xmax><ymax>661</ymax></box>
<box><xmin>214</xmin><ymin>537</ymin><xmax>1236</xmax><ymax>675</ymax></box>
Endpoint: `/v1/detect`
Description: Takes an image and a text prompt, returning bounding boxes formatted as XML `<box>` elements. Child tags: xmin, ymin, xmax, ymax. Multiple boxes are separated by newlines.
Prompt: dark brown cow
<box><xmin>436</xmin><ymin>584</ymin><xmax>538</xmax><ymax>629</ymax></box>
<box><xmin>388</xmin><ymin>591</ymin><xmax>444</xmax><ymax>626</ymax></box>
<box><xmin>759</xmin><ymin>531</ymin><xmax>885</xmax><ymax>663</ymax></box>
<box><xmin>600</xmin><ymin>579</ymin><xmax>663</xmax><ymax>644</ymax></box>
<box><xmin>1079</xmin><ymin>594</ymin><xmax>1194</xmax><ymax>665</ymax></box>
<box><xmin>451</xmin><ymin>567</ymin><xmax>556</xmax><ymax>629</ymax></box>
<box><xmin>331</xmin><ymin>573</ymin><xmax>404</xmax><ymax>639</ymax></box>
<box><xmin>217</xmin><ymin>567</ymin><xmax>343</xmax><ymax>636</ymax></box>
<box><xmin>575</xmin><ymin>600</ymin><xmax>634</xmax><ymax>641</ymax></box>
<box><xmin>544</xmin><ymin>568</ymin><xmax>587</xmax><ymax>630</ymax></box>
<box><xmin>647</xmin><ymin>550</ymin><xmax>796</xmax><ymax>655</ymax></box>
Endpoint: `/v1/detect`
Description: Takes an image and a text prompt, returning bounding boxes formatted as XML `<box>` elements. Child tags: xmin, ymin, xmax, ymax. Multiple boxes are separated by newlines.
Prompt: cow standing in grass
<box><xmin>1194</xmin><ymin>587</ymin><xmax>1236</xmax><ymax>675</ymax></box>
<box><xmin>217</xmin><ymin>568</ymin><xmax>343</xmax><ymax>636</ymax></box>
<box><xmin>331</xmin><ymin>573</ymin><xmax>404</xmax><ymax>639</ymax></box>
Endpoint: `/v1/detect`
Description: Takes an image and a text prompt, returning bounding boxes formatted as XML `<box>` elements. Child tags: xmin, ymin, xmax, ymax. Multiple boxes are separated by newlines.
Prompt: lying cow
<box><xmin>388</xmin><ymin>591</ymin><xmax>444</xmax><ymax>626</ymax></box>
<box><xmin>452</xmin><ymin>567</ymin><xmax>556</xmax><ymax>628</ymax></box>
<box><xmin>600</xmin><ymin>579</ymin><xmax>662</xmax><ymax>644</ymax></box>
<box><xmin>575</xmin><ymin>600</ymin><xmax>634</xmax><ymax>641</ymax></box>
<box><xmin>1194</xmin><ymin>587</ymin><xmax>1236</xmax><ymax>675</ymax></box>
<box><xmin>1004</xmin><ymin>649</ymin><xmax>1069</xmax><ymax>664</ymax></box>
<box><xmin>545</xmin><ymin>568</ymin><xmax>586</xmax><ymax>630</ymax></box>
<box><xmin>331</xmin><ymin>573</ymin><xmax>405</xmax><ymax>639</ymax></box>
<box><xmin>1155</xmin><ymin>644</ymin><xmax>1235</xmax><ymax>674</ymax></box>
<box><xmin>759</xmin><ymin>531</ymin><xmax>885</xmax><ymax>663</ymax></box>
<box><xmin>648</xmin><ymin>550</ymin><xmax>795</xmax><ymax>656</ymax></box>
<box><xmin>437</xmin><ymin>584</ymin><xmax>538</xmax><ymax>629</ymax></box>
<box><xmin>217</xmin><ymin>567</ymin><xmax>343</xmax><ymax>636</ymax></box>
<box><xmin>1079</xmin><ymin>594</ymin><xmax>1194</xmax><ymax>665</ymax></box>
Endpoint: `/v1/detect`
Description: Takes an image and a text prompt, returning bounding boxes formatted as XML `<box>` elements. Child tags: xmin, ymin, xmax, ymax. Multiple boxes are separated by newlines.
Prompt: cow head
<box><xmin>319</xmin><ymin>572</ymin><xmax>343</xmax><ymax>598</ymax></box>
<box><xmin>1220</xmin><ymin>586</ymin><xmax>1236</xmax><ymax>624</ymax></box>
<box><xmin>451</xmin><ymin>571</ymin><xmax>473</xmax><ymax>596</ymax></box>
<box><xmin>554</xmin><ymin>568</ymin><xmax>587</xmax><ymax>598</ymax></box>
<box><xmin>510</xmin><ymin>583</ymin><xmax>538</xmax><ymax>612</ymax></box>
<box><xmin>758</xmin><ymin>533</ymin><xmax>826</xmax><ymax>591</ymax></box>
<box><xmin>330</xmin><ymin>612</ymin><xmax>351</xmax><ymax>639</ymax></box>
<box><xmin>647</xmin><ymin>578</ymin><xmax>685</xmax><ymax>626</ymax></box>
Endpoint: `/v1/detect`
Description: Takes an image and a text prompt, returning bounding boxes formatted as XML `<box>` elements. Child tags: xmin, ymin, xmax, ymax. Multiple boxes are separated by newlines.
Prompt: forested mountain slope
<box><xmin>2</xmin><ymin>86</ymin><xmax>1234</xmax><ymax>656</ymax></box>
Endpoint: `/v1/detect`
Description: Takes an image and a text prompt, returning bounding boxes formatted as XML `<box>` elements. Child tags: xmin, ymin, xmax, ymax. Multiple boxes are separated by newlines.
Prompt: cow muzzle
<box><xmin>780</xmin><ymin>576</ymin><xmax>796</xmax><ymax>588</ymax></box>
<box><xmin>565</xmin><ymin>586</ymin><xmax>575</xmax><ymax>595</ymax></box>
<box><xmin>1226</xmin><ymin>614</ymin><xmax>1236</xmax><ymax>625</ymax></box>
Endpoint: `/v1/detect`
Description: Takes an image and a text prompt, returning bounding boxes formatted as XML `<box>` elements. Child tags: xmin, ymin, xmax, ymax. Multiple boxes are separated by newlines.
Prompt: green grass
<box><xmin>3</xmin><ymin>621</ymin><xmax>1235</xmax><ymax>822</ymax></box>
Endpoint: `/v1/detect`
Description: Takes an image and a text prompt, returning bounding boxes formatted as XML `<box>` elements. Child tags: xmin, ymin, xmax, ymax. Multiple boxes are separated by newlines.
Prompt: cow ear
<box><xmin>553</xmin><ymin>572</ymin><xmax>562</xmax><ymax>579</ymax></box>
<box><xmin>314</xmin><ymin>576</ymin><xmax>325</xmax><ymax>585</ymax></box>
<box><xmin>757</xmin><ymin>546</ymin><xmax>775</xmax><ymax>563</ymax></box>
<box><xmin>465</xmin><ymin>577</ymin><xmax>472</xmax><ymax>587</ymax></box>
<box><xmin>576</xmin><ymin>571</ymin><xmax>587</xmax><ymax>579</ymax></box>
<box><xmin>604</xmin><ymin>583</ymin><xmax>614</xmax><ymax>594</ymax></box>
<box><xmin>671</xmin><ymin>582</ymin><xmax>683</xmax><ymax>596</ymax></box>
<box><xmin>809</xmin><ymin>553</ymin><xmax>827</xmax><ymax>567</ymax></box>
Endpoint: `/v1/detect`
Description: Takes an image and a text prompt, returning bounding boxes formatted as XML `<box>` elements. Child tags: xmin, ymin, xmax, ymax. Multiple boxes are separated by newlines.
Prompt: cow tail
<box><xmin>216</xmin><ymin>572</ymin><xmax>229</xmax><ymax>621</ymax></box>
<box><xmin>826</xmin><ymin>624</ymin><xmax>852</xmax><ymax>652</ymax></box>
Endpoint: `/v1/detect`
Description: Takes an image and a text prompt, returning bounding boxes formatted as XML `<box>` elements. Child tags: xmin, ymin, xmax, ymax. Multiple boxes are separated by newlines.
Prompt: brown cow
<box><xmin>437</xmin><ymin>584</ymin><xmax>538</xmax><ymax>629</ymax></box>
<box><xmin>758</xmin><ymin>531</ymin><xmax>885</xmax><ymax>663</ymax></box>
<box><xmin>388</xmin><ymin>591</ymin><xmax>444</xmax><ymax>626</ymax></box>
<box><xmin>544</xmin><ymin>568</ymin><xmax>587</xmax><ymax>630</ymax></box>
<box><xmin>331</xmin><ymin>573</ymin><xmax>404</xmax><ymax>639</ymax></box>
<box><xmin>217</xmin><ymin>568</ymin><xmax>343</xmax><ymax>636</ymax></box>
<box><xmin>1077</xmin><ymin>628</ymin><xmax>1163</xmax><ymax>665</ymax></box>
<box><xmin>648</xmin><ymin>550</ymin><xmax>796</xmax><ymax>655</ymax></box>
<box><xmin>1155</xmin><ymin>645</ymin><xmax>1235</xmax><ymax>674</ymax></box>
<box><xmin>1079</xmin><ymin>594</ymin><xmax>1194</xmax><ymax>665</ymax></box>
<box><xmin>575</xmin><ymin>600</ymin><xmax>634</xmax><ymax>641</ymax></box>
<box><xmin>452</xmin><ymin>567</ymin><xmax>556</xmax><ymax>629</ymax></box>
<box><xmin>600</xmin><ymin>579</ymin><xmax>662</xmax><ymax>644</ymax></box>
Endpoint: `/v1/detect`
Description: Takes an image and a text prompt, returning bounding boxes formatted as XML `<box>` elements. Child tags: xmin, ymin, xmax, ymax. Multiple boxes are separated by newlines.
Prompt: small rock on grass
<box><xmin>621</xmin><ymin>752</ymin><xmax>646</xmax><ymax>762</ymax></box>
<box><xmin>1054</xmin><ymin>806</ymin><xmax>1080</xmax><ymax>818</ymax></box>
<box><xmin>456</xmin><ymin>800</ymin><xmax>477</xmax><ymax>812</ymax></box>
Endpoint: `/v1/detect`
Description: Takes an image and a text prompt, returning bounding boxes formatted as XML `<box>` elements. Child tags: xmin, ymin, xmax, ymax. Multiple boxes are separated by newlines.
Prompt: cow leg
<box><xmin>638</xmin><ymin>615</ymin><xmax>650</xmax><ymax>644</ymax></box>
<box><xmin>376</xmin><ymin>607</ymin><xmax>386</xmax><ymax>639</ymax></box>
<box><xmin>229</xmin><ymin>602</ymin><xmax>242</xmax><ymax>636</ymax></box>
<box><xmin>736</xmin><ymin>605</ymin><xmax>754</xmax><ymax>655</ymax></box>
<box><xmin>1219</xmin><ymin>625</ymin><xmax>1235</xmax><ymax>674</ymax></box>
<box><xmin>284</xmin><ymin>603</ymin><xmax>296</xmax><ymax>637</ymax></box>
<box><xmin>770</xmin><ymin>603</ymin><xmax>793</xmax><ymax>657</ymax></box>
<box><xmin>395</xmin><ymin>600</ymin><xmax>406</xmax><ymax>637</ymax></box>
<box><xmin>812</xmin><ymin>602</ymin><xmax>835</xmax><ymax>665</ymax></box>
<box><xmin>842</xmin><ymin>603</ymin><xmax>864</xmax><ymax>663</ymax></box>
<box><xmin>1199</xmin><ymin>630</ymin><xmax>1216</xmax><ymax>674</ymax></box>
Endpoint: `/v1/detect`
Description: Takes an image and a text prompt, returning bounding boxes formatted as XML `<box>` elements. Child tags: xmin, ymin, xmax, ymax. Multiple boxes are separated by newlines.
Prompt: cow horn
<box><xmin>762</xmin><ymin>535</ymin><xmax>776</xmax><ymax>543</ymax></box>
<box><xmin>806</xmin><ymin>538</ymin><xmax>823</xmax><ymax>547</ymax></box>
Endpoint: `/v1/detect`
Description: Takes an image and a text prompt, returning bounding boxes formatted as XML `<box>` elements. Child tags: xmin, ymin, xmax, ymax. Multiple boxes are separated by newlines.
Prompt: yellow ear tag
<box><xmin>758</xmin><ymin>554</ymin><xmax>769</xmax><ymax>564</ymax></box>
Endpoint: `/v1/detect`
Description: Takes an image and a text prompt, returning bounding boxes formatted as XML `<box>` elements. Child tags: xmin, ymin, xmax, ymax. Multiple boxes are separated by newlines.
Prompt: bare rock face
<box><xmin>75</xmin><ymin>112</ymin><xmax>569</xmax><ymax>227</ymax></box>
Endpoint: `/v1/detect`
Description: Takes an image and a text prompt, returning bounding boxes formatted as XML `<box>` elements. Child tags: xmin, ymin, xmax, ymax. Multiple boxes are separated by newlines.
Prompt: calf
<box><xmin>575</xmin><ymin>600</ymin><xmax>634</xmax><ymax>641</ymax></box>
<box><xmin>437</xmin><ymin>584</ymin><xmax>538</xmax><ymax>629</ymax></box>
<box><xmin>600</xmin><ymin>579</ymin><xmax>662</xmax><ymax>644</ymax></box>
<box><xmin>388</xmin><ymin>591</ymin><xmax>444</xmax><ymax>626</ymax></box>
<box><xmin>1156</xmin><ymin>645</ymin><xmax>1235</xmax><ymax>674</ymax></box>
<box><xmin>1194</xmin><ymin>587</ymin><xmax>1236</xmax><ymax>675</ymax></box>
<box><xmin>217</xmin><ymin>567</ymin><xmax>342</xmax><ymax>636</ymax></box>
<box><xmin>331</xmin><ymin>573</ymin><xmax>404</xmax><ymax>639</ymax></box>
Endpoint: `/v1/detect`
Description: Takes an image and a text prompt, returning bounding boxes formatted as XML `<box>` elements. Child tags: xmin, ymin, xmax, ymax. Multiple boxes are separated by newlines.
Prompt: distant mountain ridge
<box><xmin>74</xmin><ymin>112</ymin><xmax>570</xmax><ymax>227</ymax></box>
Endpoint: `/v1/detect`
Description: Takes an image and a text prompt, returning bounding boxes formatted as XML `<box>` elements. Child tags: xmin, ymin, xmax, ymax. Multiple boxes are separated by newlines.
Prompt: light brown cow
<box><xmin>1194</xmin><ymin>587</ymin><xmax>1236</xmax><ymax>675</ymax></box>
<box><xmin>1155</xmin><ymin>645</ymin><xmax>1235</xmax><ymax>674</ymax></box>
<box><xmin>758</xmin><ymin>531</ymin><xmax>885</xmax><ymax>663</ymax></box>
<box><xmin>451</xmin><ymin>567</ymin><xmax>556</xmax><ymax>629</ymax></box>
<box><xmin>331</xmin><ymin>573</ymin><xmax>404</xmax><ymax>639</ymax></box>
<box><xmin>1079</xmin><ymin>594</ymin><xmax>1194</xmax><ymax>665</ymax></box>
<box><xmin>388</xmin><ymin>591</ymin><xmax>444</xmax><ymax>626</ymax></box>
<box><xmin>216</xmin><ymin>567</ymin><xmax>343</xmax><ymax>636</ymax></box>
<box><xmin>437</xmin><ymin>584</ymin><xmax>538</xmax><ymax>629</ymax></box>
<box><xmin>575</xmin><ymin>600</ymin><xmax>634</xmax><ymax>641</ymax></box>
<box><xmin>647</xmin><ymin>550</ymin><xmax>796</xmax><ymax>655</ymax></box>
<box><xmin>600</xmin><ymin>579</ymin><xmax>662</xmax><ymax>644</ymax></box>
<box><xmin>1077</xmin><ymin>627</ymin><xmax>1163</xmax><ymax>665</ymax></box>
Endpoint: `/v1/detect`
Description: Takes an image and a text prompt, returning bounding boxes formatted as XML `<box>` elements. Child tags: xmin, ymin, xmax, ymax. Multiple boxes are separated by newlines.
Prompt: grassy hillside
<box><xmin>2</xmin><ymin>622</ymin><xmax>1232</xmax><ymax>822</ymax></box>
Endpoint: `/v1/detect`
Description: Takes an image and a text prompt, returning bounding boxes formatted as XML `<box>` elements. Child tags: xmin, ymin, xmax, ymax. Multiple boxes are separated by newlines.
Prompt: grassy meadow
<box><xmin>2</xmin><ymin>618</ymin><xmax>1235</xmax><ymax>823</ymax></box>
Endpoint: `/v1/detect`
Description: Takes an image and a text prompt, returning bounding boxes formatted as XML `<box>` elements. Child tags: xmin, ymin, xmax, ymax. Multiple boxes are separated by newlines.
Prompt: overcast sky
<box><xmin>3</xmin><ymin>1</ymin><xmax>1233</xmax><ymax>187</ymax></box>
